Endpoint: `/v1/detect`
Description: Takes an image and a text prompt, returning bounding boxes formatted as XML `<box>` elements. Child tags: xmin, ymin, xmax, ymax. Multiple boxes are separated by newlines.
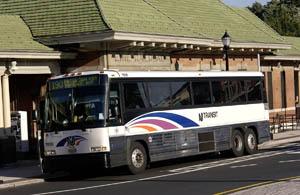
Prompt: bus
<box><xmin>39</xmin><ymin>70</ymin><xmax>270</xmax><ymax>174</ymax></box>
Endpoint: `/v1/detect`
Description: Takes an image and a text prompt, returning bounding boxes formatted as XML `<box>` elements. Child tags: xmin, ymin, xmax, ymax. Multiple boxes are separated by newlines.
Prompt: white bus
<box><xmin>40</xmin><ymin>71</ymin><xmax>270</xmax><ymax>174</ymax></box>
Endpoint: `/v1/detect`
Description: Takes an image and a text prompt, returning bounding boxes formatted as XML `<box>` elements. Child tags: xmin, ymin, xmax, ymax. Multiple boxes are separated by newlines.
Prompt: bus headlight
<box><xmin>91</xmin><ymin>146</ymin><xmax>107</xmax><ymax>152</ymax></box>
<box><xmin>45</xmin><ymin>150</ymin><xmax>56</xmax><ymax>156</ymax></box>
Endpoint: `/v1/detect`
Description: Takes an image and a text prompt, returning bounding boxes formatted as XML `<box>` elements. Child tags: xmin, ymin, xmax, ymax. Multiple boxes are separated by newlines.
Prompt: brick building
<box><xmin>231</xmin><ymin>8</ymin><xmax>300</xmax><ymax>118</ymax></box>
<box><xmin>262</xmin><ymin>36</ymin><xmax>300</xmax><ymax>118</ymax></box>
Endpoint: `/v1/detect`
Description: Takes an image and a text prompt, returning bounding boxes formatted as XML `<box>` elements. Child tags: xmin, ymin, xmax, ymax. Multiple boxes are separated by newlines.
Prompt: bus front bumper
<box><xmin>42</xmin><ymin>152</ymin><xmax>110</xmax><ymax>173</ymax></box>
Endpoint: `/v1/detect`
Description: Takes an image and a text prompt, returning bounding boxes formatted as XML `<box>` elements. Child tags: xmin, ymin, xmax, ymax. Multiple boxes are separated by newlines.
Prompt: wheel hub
<box><xmin>247</xmin><ymin>134</ymin><xmax>256</xmax><ymax>150</ymax></box>
<box><xmin>234</xmin><ymin>135</ymin><xmax>243</xmax><ymax>151</ymax></box>
<box><xmin>131</xmin><ymin>148</ymin><xmax>144</xmax><ymax>168</ymax></box>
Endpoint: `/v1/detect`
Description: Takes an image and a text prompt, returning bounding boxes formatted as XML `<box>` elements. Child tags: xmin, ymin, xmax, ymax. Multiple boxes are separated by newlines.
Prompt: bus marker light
<box><xmin>45</xmin><ymin>150</ymin><xmax>56</xmax><ymax>156</ymax></box>
<box><xmin>91</xmin><ymin>146</ymin><xmax>107</xmax><ymax>152</ymax></box>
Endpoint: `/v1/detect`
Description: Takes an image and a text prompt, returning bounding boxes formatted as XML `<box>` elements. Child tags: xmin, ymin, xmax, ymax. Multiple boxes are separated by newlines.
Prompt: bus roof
<box><xmin>50</xmin><ymin>70</ymin><xmax>263</xmax><ymax>80</ymax></box>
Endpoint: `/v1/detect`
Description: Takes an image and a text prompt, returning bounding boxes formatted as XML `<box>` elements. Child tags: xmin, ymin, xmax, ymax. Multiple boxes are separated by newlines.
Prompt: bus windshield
<box><xmin>44</xmin><ymin>75</ymin><xmax>107</xmax><ymax>131</ymax></box>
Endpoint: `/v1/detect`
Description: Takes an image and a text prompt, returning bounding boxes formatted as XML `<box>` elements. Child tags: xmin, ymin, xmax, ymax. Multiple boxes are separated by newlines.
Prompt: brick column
<box><xmin>263</xmin><ymin>71</ymin><xmax>269</xmax><ymax>103</ymax></box>
<box><xmin>285</xmin><ymin>68</ymin><xmax>295</xmax><ymax>113</ymax></box>
<box><xmin>298</xmin><ymin>71</ymin><xmax>300</xmax><ymax>100</ymax></box>
<box><xmin>2</xmin><ymin>74</ymin><xmax>11</xmax><ymax>129</ymax></box>
<box><xmin>272</xmin><ymin>68</ymin><xmax>282</xmax><ymax>109</ymax></box>
<box><xmin>0</xmin><ymin>75</ymin><xmax>4</xmax><ymax>132</ymax></box>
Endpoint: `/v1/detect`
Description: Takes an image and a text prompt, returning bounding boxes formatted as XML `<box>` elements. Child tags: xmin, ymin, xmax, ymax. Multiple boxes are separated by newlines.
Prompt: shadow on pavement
<box><xmin>42</xmin><ymin>152</ymin><xmax>236</xmax><ymax>182</ymax></box>
<box><xmin>43</xmin><ymin>141</ymin><xmax>300</xmax><ymax>183</ymax></box>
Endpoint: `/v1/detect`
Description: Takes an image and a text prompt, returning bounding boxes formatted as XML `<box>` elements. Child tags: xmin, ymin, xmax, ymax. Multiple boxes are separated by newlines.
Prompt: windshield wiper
<box><xmin>79</xmin><ymin>121</ymin><xmax>86</xmax><ymax>132</ymax></box>
<box><xmin>49</xmin><ymin>120</ymin><xmax>62</xmax><ymax>134</ymax></box>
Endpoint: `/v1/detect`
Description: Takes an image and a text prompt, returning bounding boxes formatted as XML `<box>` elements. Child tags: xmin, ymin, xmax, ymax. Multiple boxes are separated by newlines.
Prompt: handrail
<box><xmin>270</xmin><ymin>113</ymin><xmax>299</xmax><ymax>134</ymax></box>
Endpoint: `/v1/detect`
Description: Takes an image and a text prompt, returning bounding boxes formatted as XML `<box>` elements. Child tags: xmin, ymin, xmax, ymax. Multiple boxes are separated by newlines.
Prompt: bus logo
<box><xmin>199</xmin><ymin>112</ymin><xmax>218</xmax><ymax>122</ymax></box>
<box><xmin>56</xmin><ymin>136</ymin><xmax>87</xmax><ymax>147</ymax></box>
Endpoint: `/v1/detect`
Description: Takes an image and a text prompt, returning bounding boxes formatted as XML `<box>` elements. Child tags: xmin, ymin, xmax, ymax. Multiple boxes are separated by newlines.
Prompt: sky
<box><xmin>223</xmin><ymin>0</ymin><xmax>270</xmax><ymax>7</ymax></box>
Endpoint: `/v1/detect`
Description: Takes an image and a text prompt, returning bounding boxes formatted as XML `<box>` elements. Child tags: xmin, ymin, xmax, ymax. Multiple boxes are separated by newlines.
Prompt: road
<box><xmin>1</xmin><ymin>141</ymin><xmax>300</xmax><ymax>195</ymax></box>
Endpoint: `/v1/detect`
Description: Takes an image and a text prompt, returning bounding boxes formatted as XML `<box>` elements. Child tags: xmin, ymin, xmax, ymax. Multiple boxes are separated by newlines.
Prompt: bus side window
<box><xmin>212</xmin><ymin>81</ymin><xmax>227</xmax><ymax>104</ymax></box>
<box><xmin>124</xmin><ymin>82</ymin><xmax>149</xmax><ymax>109</ymax></box>
<box><xmin>108</xmin><ymin>83</ymin><xmax>121</xmax><ymax>125</ymax></box>
<box><xmin>148</xmin><ymin>82</ymin><xmax>171</xmax><ymax>108</ymax></box>
<box><xmin>227</xmin><ymin>80</ymin><xmax>247</xmax><ymax>103</ymax></box>
<box><xmin>246</xmin><ymin>79</ymin><xmax>263</xmax><ymax>102</ymax></box>
<box><xmin>171</xmin><ymin>81</ymin><xmax>192</xmax><ymax>107</ymax></box>
<box><xmin>192</xmin><ymin>81</ymin><xmax>211</xmax><ymax>105</ymax></box>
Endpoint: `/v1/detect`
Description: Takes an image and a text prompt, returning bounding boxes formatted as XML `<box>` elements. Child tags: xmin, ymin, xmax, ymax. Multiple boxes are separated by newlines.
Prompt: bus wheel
<box><xmin>42</xmin><ymin>160</ymin><xmax>54</xmax><ymax>181</ymax></box>
<box><xmin>127</xmin><ymin>142</ymin><xmax>147</xmax><ymax>174</ymax></box>
<box><xmin>244</xmin><ymin>129</ymin><xmax>258</xmax><ymax>155</ymax></box>
<box><xmin>231</xmin><ymin>130</ymin><xmax>244</xmax><ymax>157</ymax></box>
<box><xmin>41</xmin><ymin>159</ymin><xmax>51</xmax><ymax>174</ymax></box>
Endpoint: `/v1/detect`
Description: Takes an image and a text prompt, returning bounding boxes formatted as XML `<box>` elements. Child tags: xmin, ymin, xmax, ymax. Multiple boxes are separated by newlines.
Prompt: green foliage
<box><xmin>248</xmin><ymin>2</ymin><xmax>265</xmax><ymax>19</ymax></box>
<box><xmin>248</xmin><ymin>0</ymin><xmax>300</xmax><ymax>36</ymax></box>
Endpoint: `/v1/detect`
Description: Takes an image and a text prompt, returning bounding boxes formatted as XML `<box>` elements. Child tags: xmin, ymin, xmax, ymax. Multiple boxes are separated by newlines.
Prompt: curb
<box><xmin>0</xmin><ymin>178</ymin><xmax>44</xmax><ymax>190</ymax></box>
<box><xmin>258</xmin><ymin>136</ymin><xmax>300</xmax><ymax>150</ymax></box>
<box><xmin>216</xmin><ymin>176</ymin><xmax>300</xmax><ymax>195</ymax></box>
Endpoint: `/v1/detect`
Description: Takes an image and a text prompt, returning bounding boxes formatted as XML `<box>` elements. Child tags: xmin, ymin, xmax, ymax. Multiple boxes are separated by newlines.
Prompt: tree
<box><xmin>248</xmin><ymin>0</ymin><xmax>300</xmax><ymax>36</ymax></box>
<box><xmin>248</xmin><ymin>2</ymin><xmax>265</xmax><ymax>20</ymax></box>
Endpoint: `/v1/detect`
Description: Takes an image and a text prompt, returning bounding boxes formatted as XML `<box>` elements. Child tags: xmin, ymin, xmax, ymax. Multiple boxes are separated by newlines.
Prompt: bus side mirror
<box><xmin>32</xmin><ymin>110</ymin><xmax>44</xmax><ymax>127</ymax></box>
<box><xmin>37</xmin><ymin>99</ymin><xmax>46</xmax><ymax>129</ymax></box>
<box><xmin>32</xmin><ymin>110</ymin><xmax>38</xmax><ymax>122</ymax></box>
<box><xmin>109</xmin><ymin>98</ymin><xmax>120</xmax><ymax>119</ymax></box>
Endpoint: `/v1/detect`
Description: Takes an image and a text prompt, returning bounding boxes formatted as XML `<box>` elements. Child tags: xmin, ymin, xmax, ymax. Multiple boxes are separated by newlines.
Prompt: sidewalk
<box><xmin>259</xmin><ymin>129</ymin><xmax>300</xmax><ymax>149</ymax></box>
<box><xmin>231</xmin><ymin>178</ymin><xmax>300</xmax><ymax>195</ymax></box>
<box><xmin>0</xmin><ymin>160</ymin><xmax>43</xmax><ymax>189</ymax></box>
<box><xmin>0</xmin><ymin>130</ymin><xmax>299</xmax><ymax>190</ymax></box>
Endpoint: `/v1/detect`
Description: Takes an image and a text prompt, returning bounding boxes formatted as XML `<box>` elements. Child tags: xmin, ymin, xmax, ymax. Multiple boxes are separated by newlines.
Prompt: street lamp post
<box><xmin>222</xmin><ymin>31</ymin><xmax>231</xmax><ymax>71</ymax></box>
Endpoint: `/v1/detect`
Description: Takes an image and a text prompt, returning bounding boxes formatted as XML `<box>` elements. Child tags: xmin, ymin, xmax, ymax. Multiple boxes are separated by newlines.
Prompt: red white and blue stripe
<box><xmin>127</xmin><ymin>112</ymin><xmax>199</xmax><ymax>132</ymax></box>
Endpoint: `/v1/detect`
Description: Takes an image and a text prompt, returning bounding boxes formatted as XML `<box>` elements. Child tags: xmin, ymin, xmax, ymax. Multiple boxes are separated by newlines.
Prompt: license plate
<box><xmin>68</xmin><ymin>147</ymin><xmax>77</xmax><ymax>153</ymax></box>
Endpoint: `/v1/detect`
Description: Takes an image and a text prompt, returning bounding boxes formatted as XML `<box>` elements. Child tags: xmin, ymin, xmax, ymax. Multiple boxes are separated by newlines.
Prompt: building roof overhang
<box><xmin>38</xmin><ymin>31</ymin><xmax>291</xmax><ymax>52</ymax></box>
<box><xmin>0</xmin><ymin>65</ymin><xmax>54</xmax><ymax>74</ymax></box>
<box><xmin>0</xmin><ymin>51</ymin><xmax>76</xmax><ymax>59</ymax></box>
<box><xmin>263</xmin><ymin>55</ymin><xmax>300</xmax><ymax>61</ymax></box>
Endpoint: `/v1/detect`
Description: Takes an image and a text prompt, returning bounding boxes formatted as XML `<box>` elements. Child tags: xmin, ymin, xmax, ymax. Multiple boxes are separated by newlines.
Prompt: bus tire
<box><xmin>41</xmin><ymin>159</ymin><xmax>50</xmax><ymax>174</ymax></box>
<box><xmin>244</xmin><ymin>128</ymin><xmax>258</xmax><ymax>155</ymax></box>
<box><xmin>231</xmin><ymin>129</ymin><xmax>244</xmax><ymax>157</ymax></box>
<box><xmin>127</xmin><ymin>142</ymin><xmax>147</xmax><ymax>174</ymax></box>
<box><xmin>41</xmin><ymin>160</ymin><xmax>54</xmax><ymax>181</ymax></box>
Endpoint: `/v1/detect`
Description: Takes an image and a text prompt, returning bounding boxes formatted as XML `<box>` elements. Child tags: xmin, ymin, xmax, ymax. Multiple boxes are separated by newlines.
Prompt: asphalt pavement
<box><xmin>0</xmin><ymin>140</ymin><xmax>299</xmax><ymax>195</ymax></box>
<box><xmin>0</xmin><ymin>130</ymin><xmax>300</xmax><ymax>195</ymax></box>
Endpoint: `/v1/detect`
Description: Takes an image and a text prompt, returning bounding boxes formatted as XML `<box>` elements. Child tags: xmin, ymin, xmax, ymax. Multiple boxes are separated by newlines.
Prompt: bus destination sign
<box><xmin>49</xmin><ymin>75</ymin><xmax>99</xmax><ymax>91</ymax></box>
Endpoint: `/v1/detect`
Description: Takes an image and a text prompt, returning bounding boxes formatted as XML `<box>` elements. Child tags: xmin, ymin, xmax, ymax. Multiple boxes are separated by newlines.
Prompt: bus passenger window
<box><xmin>212</xmin><ymin>81</ymin><xmax>228</xmax><ymax>104</ymax></box>
<box><xmin>227</xmin><ymin>80</ymin><xmax>247</xmax><ymax>103</ymax></box>
<box><xmin>124</xmin><ymin>82</ymin><xmax>149</xmax><ymax>109</ymax></box>
<box><xmin>148</xmin><ymin>82</ymin><xmax>171</xmax><ymax>108</ymax></box>
<box><xmin>246</xmin><ymin>80</ymin><xmax>263</xmax><ymax>102</ymax></box>
<box><xmin>192</xmin><ymin>82</ymin><xmax>211</xmax><ymax>105</ymax></box>
<box><xmin>171</xmin><ymin>82</ymin><xmax>191</xmax><ymax>107</ymax></box>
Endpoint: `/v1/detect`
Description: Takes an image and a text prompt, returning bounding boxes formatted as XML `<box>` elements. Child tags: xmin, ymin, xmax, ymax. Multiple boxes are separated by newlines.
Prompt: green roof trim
<box><xmin>277</xmin><ymin>36</ymin><xmax>300</xmax><ymax>56</ymax></box>
<box><xmin>0</xmin><ymin>0</ymin><xmax>287</xmax><ymax>45</ymax></box>
<box><xmin>0</xmin><ymin>0</ymin><xmax>110</xmax><ymax>37</ymax></box>
<box><xmin>0</xmin><ymin>15</ymin><xmax>52</xmax><ymax>52</ymax></box>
